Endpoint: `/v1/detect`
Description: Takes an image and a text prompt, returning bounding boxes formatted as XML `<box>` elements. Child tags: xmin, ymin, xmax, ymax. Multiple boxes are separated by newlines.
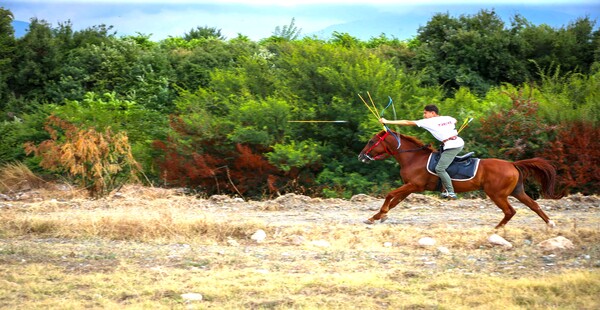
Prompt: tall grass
<box><xmin>0</xmin><ymin>161</ymin><xmax>47</xmax><ymax>193</ymax></box>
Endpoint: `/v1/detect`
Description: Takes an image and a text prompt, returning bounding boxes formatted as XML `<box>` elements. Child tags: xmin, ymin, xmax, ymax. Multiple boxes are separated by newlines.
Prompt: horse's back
<box><xmin>478</xmin><ymin>158</ymin><xmax>520</xmax><ymax>175</ymax></box>
<box><xmin>473</xmin><ymin>158</ymin><xmax>521</xmax><ymax>191</ymax></box>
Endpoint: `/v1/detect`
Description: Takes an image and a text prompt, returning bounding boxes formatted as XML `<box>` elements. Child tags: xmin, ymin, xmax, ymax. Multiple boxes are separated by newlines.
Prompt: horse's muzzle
<box><xmin>358</xmin><ymin>153</ymin><xmax>373</xmax><ymax>163</ymax></box>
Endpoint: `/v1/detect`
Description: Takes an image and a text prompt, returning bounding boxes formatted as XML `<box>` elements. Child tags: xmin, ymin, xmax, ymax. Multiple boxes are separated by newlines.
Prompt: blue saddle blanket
<box><xmin>426</xmin><ymin>152</ymin><xmax>480</xmax><ymax>181</ymax></box>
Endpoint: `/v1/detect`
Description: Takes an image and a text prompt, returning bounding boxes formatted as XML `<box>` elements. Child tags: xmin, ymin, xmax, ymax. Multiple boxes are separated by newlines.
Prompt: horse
<box><xmin>357</xmin><ymin>130</ymin><xmax>564</xmax><ymax>228</ymax></box>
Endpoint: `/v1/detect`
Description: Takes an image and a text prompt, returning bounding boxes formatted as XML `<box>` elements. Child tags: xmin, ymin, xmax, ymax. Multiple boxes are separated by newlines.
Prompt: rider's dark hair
<box><xmin>424</xmin><ymin>104</ymin><xmax>439</xmax><ymax>114</ymax></box>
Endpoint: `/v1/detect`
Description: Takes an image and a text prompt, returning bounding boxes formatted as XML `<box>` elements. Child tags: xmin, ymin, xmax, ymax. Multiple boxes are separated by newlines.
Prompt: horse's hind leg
<box><xmin>487</xmin><ymin>193</ymin><xmax>517</xmax><ymax>229</ymax></box>
<box><xmin>511</xmin><ymin>190</ymin><xmax>555</xmax><ymax>228</ymax></box>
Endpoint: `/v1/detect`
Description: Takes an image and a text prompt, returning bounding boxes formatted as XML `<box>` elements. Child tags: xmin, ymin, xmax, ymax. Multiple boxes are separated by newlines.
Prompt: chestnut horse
<box><xmin>358</xmin><ymin>130</ymin><xmax>564</xmax><ymax>228</ymax></box>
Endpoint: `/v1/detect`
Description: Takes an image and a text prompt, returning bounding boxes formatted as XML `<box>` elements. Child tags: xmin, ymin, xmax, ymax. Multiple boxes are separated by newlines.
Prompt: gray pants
<box><xmin>435</xmin><ymin>146</ymin><xmax>464</xmax><ymax>193</ymax></box>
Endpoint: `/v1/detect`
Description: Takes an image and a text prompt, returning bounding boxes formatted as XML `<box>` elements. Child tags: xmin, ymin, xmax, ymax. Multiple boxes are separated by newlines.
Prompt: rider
<box><xmin>379</xmin><ymin>104</ymin><xmax>464</xmax><ymax>199</ymax></box>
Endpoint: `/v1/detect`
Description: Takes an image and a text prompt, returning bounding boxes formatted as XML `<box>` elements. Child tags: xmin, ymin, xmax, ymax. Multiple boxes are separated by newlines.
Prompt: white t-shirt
<box><xmin>414</xmin><ymin>116</ymin><xmax>464</xmax><ymax>149</ymax></box>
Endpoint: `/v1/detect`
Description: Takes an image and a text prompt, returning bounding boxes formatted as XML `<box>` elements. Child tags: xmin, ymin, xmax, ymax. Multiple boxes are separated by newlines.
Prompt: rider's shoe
<box><xmin>441</xmin><ymin>191</ymin><xmax>458</xmax><ymax>199</ymax></box>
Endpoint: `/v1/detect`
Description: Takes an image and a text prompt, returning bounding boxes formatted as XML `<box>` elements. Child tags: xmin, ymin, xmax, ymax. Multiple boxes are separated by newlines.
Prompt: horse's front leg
<box><xmin>364</xmin><ymin>183</ymin><xmax>421</xmax><ymax>224</ymax></box>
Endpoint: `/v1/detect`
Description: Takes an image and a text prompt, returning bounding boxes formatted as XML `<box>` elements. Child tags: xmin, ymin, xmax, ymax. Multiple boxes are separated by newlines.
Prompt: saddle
<box><xmin>426</xmin><ymin>151</ymin><xmax>480</xmax><ymax>181</ymax></box>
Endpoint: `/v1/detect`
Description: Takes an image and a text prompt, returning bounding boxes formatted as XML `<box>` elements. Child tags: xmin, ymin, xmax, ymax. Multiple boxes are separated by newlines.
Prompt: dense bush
<box><xmin>1</xmin><ymin>7</ymin><xmax>598</xmax><ymax>197</ymax></box>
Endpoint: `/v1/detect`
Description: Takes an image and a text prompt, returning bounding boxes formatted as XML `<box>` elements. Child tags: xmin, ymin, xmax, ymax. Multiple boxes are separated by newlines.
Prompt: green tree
<box><xmin>414</xmin><ymin>10</ymin><xmax>530</xmax><ymax>95</ymax></box>
<box><xmin>0</xmin><ymin>7</ymin><xmax>16</xmax><ymax>109</ymax></box>
<box><xmin>11</xmin><ymin>18</ymin><xmax>58</xmax><ymax>102</ymax></box>
<box><xmin>518</xmin><ymin>17</ymin><xmax>597</xmax><ymax>77</ymax></box>
<box><xmin>367</xmin><ymin>35</ymin><xmax>415</xmax><ymax>70</ymax></box>
<box><xmin>534</xmin><ymin>63</ymin><xmax>600</xmax><ymax>126</ymax></box>
<box><xmin>330</xmin><ymin>31</ymin><xmax>362</xmax><ymax>48</ymax></box>
<box><xmin>38</xmin><ymin>23</ymin><xmax>118</xmax><ymax>104</ymax></box>
<box><xmin>0</xmin><ymin>107</ymin><xmax>50</xmax><ymax>166</ymax></box>
<box><xmin>271</xmin><ymin>18</ymin><xmax>302</xmax><ymax>41</ymax></box>
<box><xmin>166</xmin><ymin>37</ymin><xmax>242</xmax><ymax>91</ymax></box>
<box><xmin>71</xmin><ymin>24</ymin><xmax>115</xmax><ymax>46</ymax></box>
<box><xmin>47</xmin><ymin>33</ymin><xmax>175</xmax><ymax>111</ymax></box>
<box><xmin>184</xmin><ymin>26</ymin><xmax>225</xmax><ymax>41</ymax></box>
<box><xmin>210</xmin><ymin>51</ymin><xmax>278</xmax><ymax>99</ymax></box>
<box><xmin>228</xmin><ymin>97</ymin><xmax>290</xmax><ymax>146</ymax></box>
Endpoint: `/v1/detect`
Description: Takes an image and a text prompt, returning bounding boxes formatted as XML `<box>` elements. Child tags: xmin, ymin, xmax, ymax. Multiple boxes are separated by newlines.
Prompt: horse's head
<box><xmin>358</xmin><ymin>130</ymin><xmax>400</xmax><ymax>163</ymax></box>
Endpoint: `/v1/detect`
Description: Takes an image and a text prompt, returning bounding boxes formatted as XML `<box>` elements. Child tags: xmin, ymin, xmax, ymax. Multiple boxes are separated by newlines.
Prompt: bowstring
<box><xmin>381</xmin><ymin>96</ymin><xmax>401</xmax><ymax>150</ymax></box>
<box><xmin>359</xmin><ymin>93</ymin><xmax>401</xmax><ymax>150</ymax></box>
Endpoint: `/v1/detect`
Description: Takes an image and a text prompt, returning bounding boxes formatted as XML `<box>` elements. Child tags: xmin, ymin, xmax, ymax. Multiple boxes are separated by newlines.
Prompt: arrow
<box><xmin>288</xmin><ymin>120</ymin><xmax>348</xmax><ymax>123</ymax></box>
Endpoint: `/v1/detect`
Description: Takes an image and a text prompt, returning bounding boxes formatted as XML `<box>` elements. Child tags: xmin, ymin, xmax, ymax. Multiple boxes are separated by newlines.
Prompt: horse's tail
<box><xmin>514</xmin><ymin>158</ymin><xmax>565</xmax><ymax>199</ymax></box>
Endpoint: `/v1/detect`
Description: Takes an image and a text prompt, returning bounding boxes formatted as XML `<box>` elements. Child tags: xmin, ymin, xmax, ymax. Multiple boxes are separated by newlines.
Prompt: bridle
<box><xmin>362</xmin><ymin>130</ymin><xmax>400</xmax><ymax>161</ymax></box>
<box><xmin>362</xmin><ymin>130</ymin><xmax>431</xmax><ymax>161</ymax></box>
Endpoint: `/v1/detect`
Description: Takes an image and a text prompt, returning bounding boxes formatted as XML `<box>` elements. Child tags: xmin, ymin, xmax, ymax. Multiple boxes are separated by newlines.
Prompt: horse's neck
<box><xmin>394</xmin><ymin>138</ymin><xmax>431</xmax><ymax>166</ymax></box>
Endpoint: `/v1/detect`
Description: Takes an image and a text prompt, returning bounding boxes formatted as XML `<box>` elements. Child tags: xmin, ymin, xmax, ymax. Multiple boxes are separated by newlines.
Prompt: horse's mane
<box><xmin>387</xmin><ymin>130</ymin><xmax>436</xmax><ymax>152</ymax></box>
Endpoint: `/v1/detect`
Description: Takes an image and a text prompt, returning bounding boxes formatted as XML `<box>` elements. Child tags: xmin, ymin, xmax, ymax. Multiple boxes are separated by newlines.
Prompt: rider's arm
<box><xmin>380</xmin><ymin>118</ymin><xmax>417</xmax><ymax>126</ymax></box>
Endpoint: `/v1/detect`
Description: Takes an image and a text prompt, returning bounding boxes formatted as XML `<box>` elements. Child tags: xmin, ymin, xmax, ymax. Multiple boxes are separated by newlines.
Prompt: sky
<box><xmin>4</xmin><ymin>0</ymin><xmax>600</xmax><ymax>41</ymax></box>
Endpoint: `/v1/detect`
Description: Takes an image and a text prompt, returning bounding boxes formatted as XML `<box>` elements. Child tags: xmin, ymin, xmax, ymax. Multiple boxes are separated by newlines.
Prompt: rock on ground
<box><xmin>537</xmin><ymin>236</ymin><xmax>574</xmax><ymax>252</ymax></box>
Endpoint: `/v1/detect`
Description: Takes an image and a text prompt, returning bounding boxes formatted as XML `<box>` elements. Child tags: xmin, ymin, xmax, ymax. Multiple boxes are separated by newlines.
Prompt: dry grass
<box><xmin>0</xmin><ymin>162</ymin><xmax>47</xmax><ymax>193</ymax></box>
<box><xmin>0</xmin><ymin>185</ymin><xmax>599</xmax><ymax>309</ymax></box>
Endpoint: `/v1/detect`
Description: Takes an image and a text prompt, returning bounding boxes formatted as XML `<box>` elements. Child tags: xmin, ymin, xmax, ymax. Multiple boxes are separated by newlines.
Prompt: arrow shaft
<box><xmin>288</xmin><ymin>120</ymin><xmax>348</xmax><ymax>123</ymax></box>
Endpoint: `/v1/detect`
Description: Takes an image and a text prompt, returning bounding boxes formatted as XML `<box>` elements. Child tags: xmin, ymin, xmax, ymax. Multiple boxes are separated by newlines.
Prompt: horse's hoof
<box><xmin>548</xmin><ymin>220</ymin><xmax>556</xmax><ymax>228</ymax></box>
<box><xmin>363</xmin><ymin>219</ymin><xmax>375</xmax><ymax>225</ymax></box>
<box><xmin>380</xmin><ymin>215</ymin><xmax>388</xmax><ymax>223</ymax></box>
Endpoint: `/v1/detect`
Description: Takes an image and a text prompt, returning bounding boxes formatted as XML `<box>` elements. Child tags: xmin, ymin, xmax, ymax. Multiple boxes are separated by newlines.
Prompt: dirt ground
<box><xmin>1</xmin><ymin>187</ymin><xmax>599</xmax><ymax>308</ymax></box>
<box><xmin>200</xmin><ymin>191</ymin><xmax>600</xmax><ymax>230</ymax></box>
<box><xmin>2</xmin><ymin>187</ymin><xmax>599</xmax><ymax>230</ymax></box>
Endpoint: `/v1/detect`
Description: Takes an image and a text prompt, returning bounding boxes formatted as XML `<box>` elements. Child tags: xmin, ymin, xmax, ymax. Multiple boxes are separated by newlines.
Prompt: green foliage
<box><xmin>171</xmin><ymin>87</ymin><xmax>233</xmax><ymax>143</ymax></box>
<box><xmin>184</xmin><ymin>26</ymin><xmax>225</xmax><ymax>41</ymax></box>
<box><xmin>266</xmin><ymin>140</ymin><xmax>322</xmax><ymax>172</ymax></box>
<box><xmin>413</xmin><ymin>10</ymin><xmax>595</xmax><ymax>96</ymax></box>
<box><xmin>0</xmin><ymin>8</ymin><xmax>15</xmax><ymax>106</ymax></box>
<box><xmin>166</xmin><ymin>37</ymin><xmax>252</xmax><ymax>91</ymax></box>
<box><xmin>455</xmin><ymin>85</ymin><xmax>515</xmax><ymax>156</ymax></box>
<box><xmin>122</xmin><ymin>32</ymin><xmax>157</xmax><ymax>49</ymax></box>
<box><xmin>0</xmin><ymin>104</ymin><xmax>52</xmax><ymax>170</ymax></box>
<box><xmin>228</xmin><ymin>98</ymin><xmax>290</xmax><ymax>146</ymax></box>
<box><xmin>11</xmin><ymin>18</ymin><xmax>58</xmax><ymax>101</ymax></box>
<box><xmin>365</xmin><ymin>33</ymin><xmax>403</xmax><ymax>48</ymax></box>
<box><xmin>160</xmin><ymin>37</ymin><xmax>205</xmax><ymax>50</ymax></box>
<box><xmin>0</xmin><ymin>118</ymin><xmax>38</xmax><ymax>166</ymax></box>
<box><xmin>519</xmin><ymin>17</ymin><xmax>598</xmax><ymax>76</ymax></box>
<box><xmin>317</xmin><ymin>166</ymin><xmax>374</xmax><ymax>199</ymax></box>
<box><xmin>330</xmin><ymin>32</ymin><xmax>362</xmax><ymax>48</ymax></box>
<box><xmin>534</xmin><ymin>63</ymin><xmax>600</xmax><ymax>126</ymax></box>
<box><xmin>271</xmin><ymin>18</ymin><xmax>302</xmax><ymax>41</ymax></box>
<box><xmin>53</xmin><ymin>92</ymin><xmax>168</xmax><ymax>141</ymax></box>
<box><xmin>210</xmin><ymin>50</ymin><xmax>278</xmax><ymax>99</ymax></box>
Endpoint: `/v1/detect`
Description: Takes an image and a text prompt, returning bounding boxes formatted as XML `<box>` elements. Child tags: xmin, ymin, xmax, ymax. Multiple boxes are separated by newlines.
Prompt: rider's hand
<box><xmin>379</xmin><ymin>118</ymin><xmax>388</xmax><ymax>124</ymax></box>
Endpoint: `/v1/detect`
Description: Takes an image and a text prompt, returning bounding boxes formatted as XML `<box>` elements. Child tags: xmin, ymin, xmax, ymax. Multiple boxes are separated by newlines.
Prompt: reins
<box><xmin>397</xmin><ymin>143</ymin><xmax>432</xmax><ymax>153</ymax></box>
